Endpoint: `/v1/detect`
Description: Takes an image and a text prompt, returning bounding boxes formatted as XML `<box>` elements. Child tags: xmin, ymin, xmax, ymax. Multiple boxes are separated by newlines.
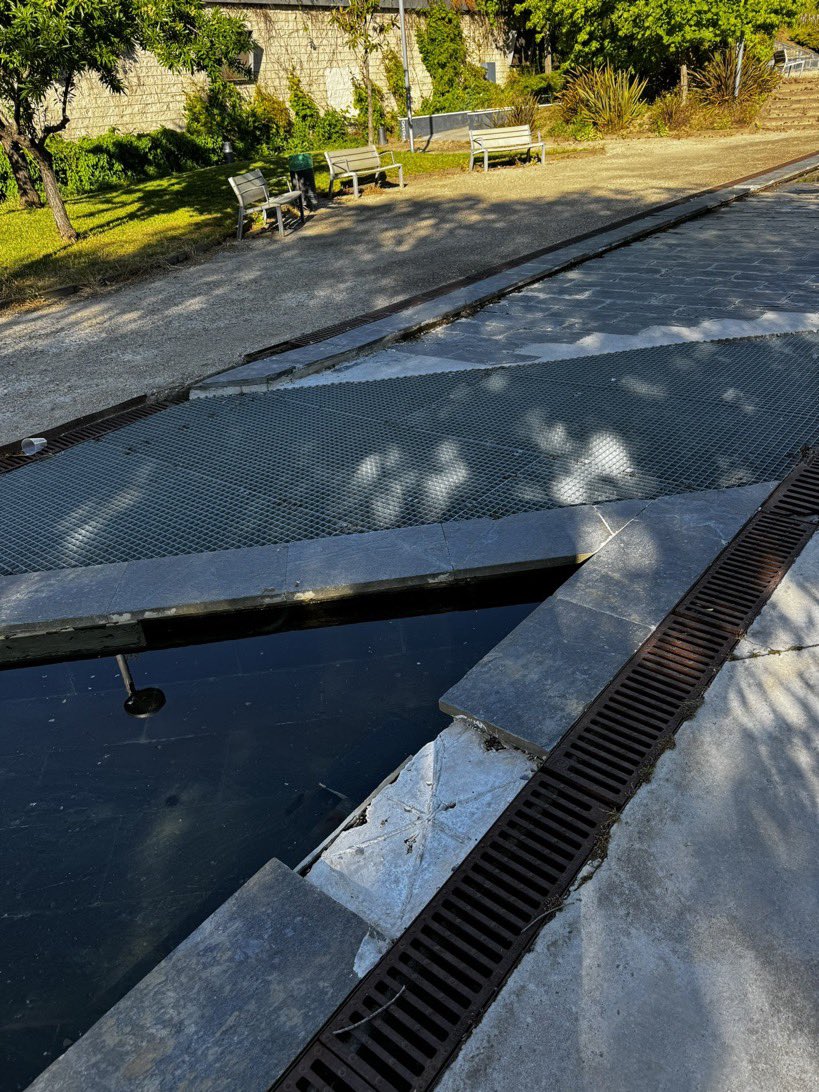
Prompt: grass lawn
<box><xmin>0</xmin><ymin>144</ymin><xmax>598</xmax><ymax>305</ymax></box>
<box><xmin>0</xmin><ymin>150</ymin><xmax>477</xmax><ymax>304</ymax></box>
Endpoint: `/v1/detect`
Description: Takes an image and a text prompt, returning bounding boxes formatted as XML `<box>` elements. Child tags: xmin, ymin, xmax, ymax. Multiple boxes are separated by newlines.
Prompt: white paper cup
<box><xmin>21</xmin><ymin>437</ymin><xmax>47</xmax><ymax>456</ymax></box>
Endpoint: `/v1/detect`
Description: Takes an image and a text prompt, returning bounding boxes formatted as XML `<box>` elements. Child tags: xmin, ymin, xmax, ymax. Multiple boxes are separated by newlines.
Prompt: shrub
<box><xmin>285</xmin><ymin>72</ymin><xmax>351</xmax><ymax>147</ymax></box>
<box><xmin>508</xmin><ymin>70</ymin><xmax>565</xmax><ymax>102</ymax></box>
<box><xmin>505</xmin><ymin>92</ymin><xmax>540</xmax><ymax>129</ymax></box>
<box><xmin>649</xmin><ymin>90</ymin><xmax>697</xmax><ymax>133</ymax></box>
<box><xmin>288</xmin><ymin>73</ymin><xmax>322</xmax><ymax>130</ymax></box>
<box><xmin>1</xmin><ymin>128</ymin><xmax>219</xmax><ymax>203</ymax></box>
<box><xmin>352</xmin><ymin>79</ymin><xmax>390</xmax><ymax>137</ymax></box>
<box><xmin>560</xmin><ymin>66</ymin><xmax>647</xmax><ymax>132</ymax></box>
<box><xmin>789</xmin><ymin>15</ymin><xmax>819</xmax><ymax>53</ymax></box>
<box><xmin>184</xmin><ymin>80</ymin><xmax>258</xmax><ymax>156</ymax></box>
<box><xmin>382</xmin><ymin>47</ymin><xmax>407</xmax><ymax>108</ymax></box>
<box><xmin>0</xmin><ymin>151</ymin><xmax>19</xmax><ymax>204</ymax></box>
<box><xmin>416</xmin><ymin>0</ymin><xmax>493</xmax><ymax>113</ymax></box>
<box><xmin>694</xmin><ymin>49</ymin><xmax>779</xmax><ymax>110</ymax></box>
<box><xmin>247</xmin><ymin>88</ymin><xmax>292</xmax><ymax>152</ymax></box>
<box><xmin>545</xmin><ymin>116</ymin><xmax>600</xmax><ymax>142</ymax></box>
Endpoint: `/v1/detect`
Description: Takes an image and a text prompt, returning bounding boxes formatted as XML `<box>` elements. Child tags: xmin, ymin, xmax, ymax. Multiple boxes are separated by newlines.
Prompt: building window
<box><xmin>222</xmin><ymin>45</ymin><xmax>263</xmax><ymax>84</ymax></box>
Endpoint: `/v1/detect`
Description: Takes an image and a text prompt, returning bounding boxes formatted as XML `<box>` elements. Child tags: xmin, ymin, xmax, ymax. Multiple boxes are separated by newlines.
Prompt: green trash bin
<box><xmin>288</xmin><ymin>152</ymin><xmax>318</xmax><ymax>210</ymax></box>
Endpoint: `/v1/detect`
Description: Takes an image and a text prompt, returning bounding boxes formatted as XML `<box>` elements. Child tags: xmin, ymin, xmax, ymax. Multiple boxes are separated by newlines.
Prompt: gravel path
<box><xmin>2</xmin><ymin>130</ymin><xmax>818</xmax><ymax>445</ymax></box>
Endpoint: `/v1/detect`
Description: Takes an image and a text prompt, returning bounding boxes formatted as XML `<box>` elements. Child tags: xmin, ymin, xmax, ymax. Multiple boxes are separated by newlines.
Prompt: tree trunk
<box><xmin>29</xmin><ymin>143</ymin><xmax>77</xmax><ymax>242</ymax></box>
<box><xmin>4</xmin><ymin>140</ymin><xmax>42</xmax><ymax>208</ymax></box>
<box><xmin>680</xmin><ymin>64</ymin><xmax>688</xmax><ymax>104</ymax></box>
<box><xmin>364</xmin><ymin>53</ymin><xmax>375</xmax><ymax>145</ymax></box>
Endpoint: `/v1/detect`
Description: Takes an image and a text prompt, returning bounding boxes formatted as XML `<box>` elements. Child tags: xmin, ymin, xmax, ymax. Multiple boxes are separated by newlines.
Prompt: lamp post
<box><xmin>397</xmin><ymin>0</ymin><xmax>415</xmax><ymax>152</ymax></box>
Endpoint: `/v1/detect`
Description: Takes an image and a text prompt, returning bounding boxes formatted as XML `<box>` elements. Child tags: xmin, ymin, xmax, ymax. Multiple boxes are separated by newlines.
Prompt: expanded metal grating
<box><xmin>275</xmin><ymin>448</ymin><xmax>819</xmax><ymax>1092</ymax></box>
<box><xmin>0</xmin><ymin>335</ymin><xmax>817</xmax><ymax>575</ymax></box>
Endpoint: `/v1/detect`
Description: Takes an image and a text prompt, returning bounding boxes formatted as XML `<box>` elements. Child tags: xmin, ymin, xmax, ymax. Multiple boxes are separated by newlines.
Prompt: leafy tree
<box><xmin>0</xmin><ymin>0</ymin><xmax>252</xmax><ymax>239</ymax></box>
<box><xmin>518</xmin><ymin>0</ymin><xmax>810</xmax><ymax>84</ymax></box>
<box><xmin>331</xmin><ymin>0</ymin><xmax>393</xmax><ymax>144</ymax></box>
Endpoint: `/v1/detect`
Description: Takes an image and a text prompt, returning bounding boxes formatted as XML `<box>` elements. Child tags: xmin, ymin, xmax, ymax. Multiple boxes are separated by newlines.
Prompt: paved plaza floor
<box><xmin>2</xmin><ymin>178</ymin><xmax>819</xmax><ymax>581</ymax></box>
<box><xmin>2</xmin><ymin>130</ymin><xmax>819</xmax><ymax>444</ymax></box>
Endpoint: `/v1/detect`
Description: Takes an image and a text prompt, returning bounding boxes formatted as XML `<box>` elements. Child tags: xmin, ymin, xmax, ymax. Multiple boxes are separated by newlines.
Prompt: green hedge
<box><xmin>0</xmin><ymin>128</ymin><xmax>219</xmax><ymax>204</ymax></box>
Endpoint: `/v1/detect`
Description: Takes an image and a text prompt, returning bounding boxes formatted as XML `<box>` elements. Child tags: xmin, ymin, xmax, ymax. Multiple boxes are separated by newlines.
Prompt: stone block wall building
<box><xmin>60</xmin><ymin>0</ymin><xmax>511</xmax><ymax>138</ymax></box>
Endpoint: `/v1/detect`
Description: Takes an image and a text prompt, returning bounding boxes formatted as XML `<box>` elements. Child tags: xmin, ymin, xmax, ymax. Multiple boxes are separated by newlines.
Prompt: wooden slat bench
<box><xmin>469</xmin><ymin>125</ymin><xmax>546</xmax><ymax>172</ymax></box>
<box><xmin>229</xmin><ymin>169</ymin><xmax>305</xmax><ymax>239</ymax></box>
<box><xmin>324</xmin><ymin>145</ymin><xmax>404</xmax><ymax>198</ymax></box>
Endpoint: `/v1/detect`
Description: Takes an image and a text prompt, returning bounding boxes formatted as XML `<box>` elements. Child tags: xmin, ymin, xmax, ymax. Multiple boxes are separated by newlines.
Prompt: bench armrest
<box><xmin>471</xmin><ymin>136</ymin><xmax>486</xmax><ymax>150</ymax></box>
<box><xmin>379</xmin><ymin>150</ymin><xmax>397</xmax><ymax>165</ymax></box>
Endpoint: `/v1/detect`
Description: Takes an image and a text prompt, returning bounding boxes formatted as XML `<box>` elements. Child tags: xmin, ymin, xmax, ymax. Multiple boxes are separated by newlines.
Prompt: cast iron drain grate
<box><xmin>0</xmin><ymin>396</ymin><xmax>183</xmax><ymax>476</ymax></box>
<box><xmin>274</xmin><ymin>448</ymin><xmax>818</xmax><ymax>1092</ymax></box>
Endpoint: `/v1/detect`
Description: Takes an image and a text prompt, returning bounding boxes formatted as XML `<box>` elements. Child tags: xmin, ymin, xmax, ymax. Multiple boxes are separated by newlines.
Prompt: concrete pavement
<box><xmin>437</xmin><ymin>538</ymin><xmax>819</xmax><ymax>1092</ymax></box>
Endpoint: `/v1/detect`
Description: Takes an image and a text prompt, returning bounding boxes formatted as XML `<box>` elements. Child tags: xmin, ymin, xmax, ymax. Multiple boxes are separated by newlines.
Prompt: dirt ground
<box><xmin>2</xmin><ymin>129</ymin><xmax>818</xmax><ymax>445</ymax></box>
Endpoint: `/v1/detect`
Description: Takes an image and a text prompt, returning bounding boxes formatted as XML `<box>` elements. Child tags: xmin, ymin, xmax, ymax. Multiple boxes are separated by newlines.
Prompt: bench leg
<box><xmin>541</xmin><ymin>145</ymin><xmax>546</xmax><ymax>167</ymax></box>
<box><xmin>299</xmin><ymin>194</ymin><xmax>305</xmax><ymax>224</ymax></box>
<box><xmin>399</xmin><ymin>164</ymin><xmax>405</xmax><ymax>188</ymax></box>
<box><xmin>469</xmin><ymin>153</ymin><xmax>474</xmax><ymax>171</ymax></box>
<box><xmin>275</xmin><ymin>205</ymin><xmax>284</xmax><ymax>236</ymax></box>
<box><xmin>352</xmin><ymin>172</ymin><xmax>360</xmax><ymax>198</ymax></box>
<box><xmin>236</xmin><ymin>208</ymin><xmax>244</xmax><ymax>241</ymax></box>
<box><xmin>483</xmin><ymin>151</ymin><xmax>489</xmax><ymax>172</ymax></box>
<box><xmin>328</xmin><ymin>176</ymin><xmax>334</xmax><ymax>199</ymax></box>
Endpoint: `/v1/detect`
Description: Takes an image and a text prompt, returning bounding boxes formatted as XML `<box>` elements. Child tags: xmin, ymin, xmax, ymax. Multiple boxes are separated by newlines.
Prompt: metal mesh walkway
<box><xmin>1</xmin><ymin>333</ymin><xmax>817</xmax><ymax>575</ymax></box>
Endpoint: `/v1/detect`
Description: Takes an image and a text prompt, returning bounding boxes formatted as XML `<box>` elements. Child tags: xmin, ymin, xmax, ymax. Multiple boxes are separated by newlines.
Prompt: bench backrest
<box><xmin>325</xmin><ymin>145</ymin><xmax>381</xmax><ymax>175</ymax></box>
<box><xmin>229</xmin><ymin>169</ymin><xmax>269</xmax><ymax>209</ymax></box>
<box><xmin>470</xmin><ymin>125</ymin><xmax>533</xmax><ymax>149</ymax></box>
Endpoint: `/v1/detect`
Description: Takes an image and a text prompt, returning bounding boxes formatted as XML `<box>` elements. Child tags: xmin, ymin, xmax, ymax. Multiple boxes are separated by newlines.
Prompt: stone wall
<box><xmin>59</xmin><ymin>4</ymin><xmax>511</xmax><ymax>138</ymax></box>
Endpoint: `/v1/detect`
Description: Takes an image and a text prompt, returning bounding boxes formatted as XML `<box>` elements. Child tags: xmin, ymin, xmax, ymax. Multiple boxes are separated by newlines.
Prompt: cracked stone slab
<box><xmin>306</xmin><ymin>718</ymin><xmax>536</xmax><ymax>940</ymax></box>
<box><xmin>734</xmin><ymin>534</ymin><xmax>819</xmax><ymax>658</ymax></box>
<box><xmin>29</xmin><ymin>858</ymin><xmax>370</xmax><ymax>1092</ymax></box>
<box><xmin>441</xmin><ymin>500</ymin><xmax>647</xmax><ymax>574</ymax></box>
<box><xmin>554</xmin><ymin>484</ymin><xmax>773</xmax><ymax>629</ymax></box>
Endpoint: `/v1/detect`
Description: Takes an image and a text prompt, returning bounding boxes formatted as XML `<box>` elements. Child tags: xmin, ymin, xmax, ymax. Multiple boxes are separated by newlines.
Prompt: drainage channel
<box><xmin>277</xmin><ymin>448</ymin><xmax>819</xmax><ymax>1092</ymax></box>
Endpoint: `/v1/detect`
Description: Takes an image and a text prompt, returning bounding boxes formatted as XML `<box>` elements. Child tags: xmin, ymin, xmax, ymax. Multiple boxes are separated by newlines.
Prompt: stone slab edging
<box><xmin>0</xmin><ymin>498</ymin><xmax>645</xmax><ymax>662</ymax></box>
<box><xmin>26</xmin><ymin>859</ymin><xmax>374</xmax><ymax>1092</ymax></box>
<box><xmin>19</xmin><ymin>481</ymin><xmax>775</xmax><ymax>1092</ymax></box>
<box><xmin>440</xmin><ymin>481</ymin><xmax>775</xmax><ymax>755</ymax></box>
<box><xmin>191</xmin><ymin>151</ymin><xmax>819</xmax><ymax>398</ymax></box>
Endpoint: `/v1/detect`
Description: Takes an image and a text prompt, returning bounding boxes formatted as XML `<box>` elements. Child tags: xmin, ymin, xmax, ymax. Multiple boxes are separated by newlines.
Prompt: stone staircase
<box><xmin>759</xmin><ymin>75</ymin><xmax>819</xmax><ymax>131</ymax></box>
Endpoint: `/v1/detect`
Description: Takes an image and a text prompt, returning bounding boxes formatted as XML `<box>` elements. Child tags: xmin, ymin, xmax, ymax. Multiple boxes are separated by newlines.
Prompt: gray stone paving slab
<box><xmin>440</xmin><ymin>598</ymin><xmax>652</xmax><ymax>754</ymax></box>
<box><xmin>28</xmin><ymin>858</ymin><xmax>372</xmax><ymax>1092</ymax></box>
<box><xmin>441</xmin><ymin>501</ymin><xmax>646</xmax><ymax>573</ymax></box>
<box><xmin>0</xmin><ymin>564</ymin><xmax>126</xmax><ymax>628</ymax></box>
<box><xmin>554</xmin><ymin>484</ymin><xmax>772</xmax><ymax>629</ymax></box>
<box><xmin>110</xmin><ymin>544</ymin><xmax>289</xmax><ymax>614</ymax></box>
<box><xmin>285</xmin><ymin>523</ymin><xmax>451</xmax><ymax>598</ymax></box>
<box><xmin>439</xmin><ymin>486</ymin><xmax>771</xmax><ymax>752</ymax></box>
<box><xmin>438</xmin><ymin>645</ymin><xmax>819</xmax><ymax>1092</ymax></box>
<box><xmin>735</xmin><ymin>535</ymin><xmax>819</xmax><ymax>658</ymax></box>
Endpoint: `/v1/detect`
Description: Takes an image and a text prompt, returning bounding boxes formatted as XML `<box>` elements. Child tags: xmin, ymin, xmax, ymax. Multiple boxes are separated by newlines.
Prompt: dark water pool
<box><xmin>0</xmin><ymin>572</ymin><xmax>565</xmax><ymax>1089</ymax></box>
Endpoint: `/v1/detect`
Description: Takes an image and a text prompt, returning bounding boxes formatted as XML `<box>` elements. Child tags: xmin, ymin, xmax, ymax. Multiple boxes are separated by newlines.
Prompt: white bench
<box><xmin>229</xmin><ymin>169</ymin><xmax>305</xmax><ymax>239</ymax></box>
<box><xmin>325</xmin><ymin>145</ymin><xmax>404</xmax><ymax>198</ymax></box>
<box><xmin>469</xmin><ymin>125</ymin><xmax>546</xmax><ymax>172</ymax></box>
